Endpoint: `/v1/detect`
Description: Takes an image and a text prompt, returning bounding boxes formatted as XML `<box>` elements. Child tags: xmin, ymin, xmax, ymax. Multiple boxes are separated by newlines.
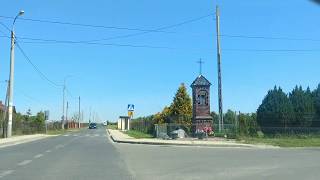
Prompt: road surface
<box><xmin>0</xmin><ymin>128</ymin><xmax>132</xmax><ymax>180</ymax></box>
<box><xmin>0</xmin><ymin>128</ymin><xmax>320</xmax><ymax>180</ymax></box>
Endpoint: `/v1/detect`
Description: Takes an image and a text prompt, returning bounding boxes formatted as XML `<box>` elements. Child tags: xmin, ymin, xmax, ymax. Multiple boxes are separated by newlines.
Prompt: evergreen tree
<box><xmin>257</xmin><ymin>86</ymin><xmax>294</xmax><ymax>131</ymax></box>
<box><xmin>170</xmin><ymin>83</ymin><xmax>192</xmax><ymax>126</ymax></box>
<box><xmin>289</xmin><ymin>86</ymin><xmax>315</xmax><ymax>127</ymax></box>
<box><xmin>313</xmin><ymin>84</ymin><xmax>320</xmax><ymax>126</ymax></box>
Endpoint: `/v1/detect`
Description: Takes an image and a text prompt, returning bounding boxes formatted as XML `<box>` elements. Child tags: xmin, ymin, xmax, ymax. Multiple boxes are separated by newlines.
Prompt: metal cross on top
<box><xmin>197</xmin><ymin>58</ymin><xmax>204</xmax><ymax>75</ymax></box>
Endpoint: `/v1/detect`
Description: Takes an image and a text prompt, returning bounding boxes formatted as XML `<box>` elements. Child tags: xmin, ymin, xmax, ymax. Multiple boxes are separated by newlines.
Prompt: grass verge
<box><xmin>238</xmin><ymin>136</ymin><xmax>320</xmax><ymax>147</ymax></box>
<box><xmin>107</xmin><ymin>124</ymin><xmax>118</xmax><ymax>130</ymax></box>
<box><xmin>125</xmin><ymin>130</ymin><xmax>153</xmax><ymax>139</ymax></box>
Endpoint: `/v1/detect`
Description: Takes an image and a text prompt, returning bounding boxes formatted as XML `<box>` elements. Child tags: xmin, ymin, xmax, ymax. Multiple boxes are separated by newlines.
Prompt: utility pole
<box><xmin>66</xmin><ymin>101</ymin><xmax>69</xmax><ymax>129</ymax></box>
<box><xmin>89</xmin><ymin>107</ymin><xmax>91</xmax><ymax>124</ymax></box>
<box><xmin>7</xmin><ymin>30</ymin><xmax>15</xmax><ymax>138</ymax></box>
<box><xmin>216</xmin><ymin>5</ymin><xmax>224</xmax><ymax>132</ymax></box>
<box><xmin>62</xmin><ymin>82</ymin><xmax>65</xmax><ymax>129</ymax></box>
<box><xmin>7</xmin><ymin>10</ymin><xmax>24</xmax><ymax>138</ymax></box>
<box><xmin>78</xmin><ymin>96</ymin><xmax>81</xmax><ymax>128</ymax></box>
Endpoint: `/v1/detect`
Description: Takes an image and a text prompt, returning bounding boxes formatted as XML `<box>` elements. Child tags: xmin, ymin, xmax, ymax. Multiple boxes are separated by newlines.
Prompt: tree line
<box><xmin>257</xmin><ymin>84</ymin><xmax>320</xmax><ymax>133</ymax></box>
<box><xmin>131</xmin><ymin>83</ymin><xmax>193</xmax><ymax>134</ymax></box>
<box><xmin>1</xmin><ymin>109</ymin><xmax>46</xmax><ymax>136</ymax></box>
<box><xmin>131</xmin><ymin>83</ymin><xmax>320</xmax><ymax>136</ymax></box>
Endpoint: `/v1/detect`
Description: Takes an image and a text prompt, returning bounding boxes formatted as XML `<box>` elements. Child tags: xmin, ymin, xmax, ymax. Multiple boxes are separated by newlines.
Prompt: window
<box><xmin>198</xmin><ymin>90</ymin><xmax>208</xmax><ymax>105</ymax></box>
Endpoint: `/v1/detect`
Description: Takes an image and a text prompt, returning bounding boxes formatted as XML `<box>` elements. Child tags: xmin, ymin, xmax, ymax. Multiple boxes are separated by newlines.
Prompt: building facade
<box><xmin>191</xmin><ymin>75</ymin><xmax>213</xmax><ymax>133</ymax></box>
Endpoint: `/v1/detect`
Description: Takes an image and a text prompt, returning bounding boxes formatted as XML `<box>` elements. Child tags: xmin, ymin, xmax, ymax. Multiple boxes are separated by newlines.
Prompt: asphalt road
<box><xmin>0</xmin><ymin>128</ymin><xmax>133</xmax><ymax>180</ymax></box>
<box><xmin>1</xmin><ymin>128</ymin><xmax>320</xmax><ymax>180</ymax></box>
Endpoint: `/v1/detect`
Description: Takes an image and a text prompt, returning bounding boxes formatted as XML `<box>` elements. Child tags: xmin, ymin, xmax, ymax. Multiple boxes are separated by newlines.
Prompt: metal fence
<box><xmin>154</xmin><ymin>123</ymin><xmax>238</xmax><ymax>138</ymax></box>
<box><xmin>154</xmin><ymin>123</ymin><xmax>192</xmax><ymax>138</ymax></box>
<box><xmin>130</xmin><ymin>119</ymin><xmax>154</xmax><ymax>134</ymax></box>
<box><xmin>0</xmin><ymin>120</ymin><xmax>65</xmax><ymax>138</ymax></box>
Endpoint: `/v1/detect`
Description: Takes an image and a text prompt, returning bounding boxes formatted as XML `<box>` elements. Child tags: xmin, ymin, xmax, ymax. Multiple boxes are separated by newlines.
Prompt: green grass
<box><xmin>125</xmin><ymin>130</ymin><xmax>153</xmax><ymax>139</ymax></box>
<box><xmin>107</xmin><ymin>124</ymin><xmax>117</xmax><ymax>130</ymax></box>
<box><xmin>238</xmin><ymin>136</ymin><xmax>320</xmax><ymax>147</ymax></box>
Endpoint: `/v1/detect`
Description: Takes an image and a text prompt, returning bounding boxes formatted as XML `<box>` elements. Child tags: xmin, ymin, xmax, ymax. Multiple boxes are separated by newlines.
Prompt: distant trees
<box><xmin>238</xmin><ymin>113</ymin><xmax>258</xmax><ymax>136</ymax></box>
<box><xmin>257</xmin><ymin>86</ymin><xmax>294</xmax><ymax>129</ymax></box>
<box><xmin>131</xmin><ymin>83</ymin><xmax>193</xmax><ymax>134</ymax></box>
<box><xmin>12</xmin><ymin>110</ymin><xmax>46</xmax><ymax>134</ymax></box>
<box><xmin>169</xmin><ymin>83</ymin><xmax>192</xmax><ymax>126</ymax></box>
<box><xmin>313</xmin><ymin>84</ymin><xmax>320</xmax><ymax>126</ymax></box>
<box><xmin>223</xmin><ymin>110</ymin><xmax>236</xmax><ymax>125</ymax></box>
<box><xmin>152</xmin><ymin>83</ymin><xmax>192</xmax><ymax>125</ymax></box>
<box><xmin>289</xmin><ymin>86</ymin><xmax>315</xmax><ymax>127</ymax></box>
<box><xmin>257</xmin><ymin>84</ymin><xmax>320</xmax><ymax>133</ymax></box>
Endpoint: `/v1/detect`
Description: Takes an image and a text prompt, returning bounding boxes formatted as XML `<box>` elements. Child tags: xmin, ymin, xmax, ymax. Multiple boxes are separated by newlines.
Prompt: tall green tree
<box><xmin>34</xmin><ymin>111</ymin><xmax>45</xmax><ymax>131</ymax></box>
<box><xmin>289</xmin><ymin>86</ymin><xmax>315</xmax><ymax>127</ymax></box>
<box><xmin>239</xmin><ymin>113</ymin><xmax>258</xmax><ymax>136</ymax></box>
<box><xmin>313</xmin><ymin>84</ymin><xmax>320</xmax><ymax>126</ymax></box>
<box><xmin>210</xmin><ymin>111</ymin><xmax>219</xmax><ymax>124</ymax></box>
<box><xmin>224</xmin><ymin>110</ymin><xmax>236</xmax><ymax>125</ymax></box>
<box><xmin>257</xmin><ymin>86</ymin><xmax>294</xmax><ymax>130</ymax></box>
<box><xmin>169</xmin><ymin>83</ymin><xmax>192</xmax><ymax>126</ymax></box>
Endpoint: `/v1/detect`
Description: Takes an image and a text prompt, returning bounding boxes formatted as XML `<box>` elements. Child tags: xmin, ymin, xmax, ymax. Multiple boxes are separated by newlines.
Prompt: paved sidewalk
<box><xmin>0</xmin><ymin>134</ymin><xmax>54</xmax><ymax>148</ymax></box>
<box><xmin>107</xmin><ymin>129</ymin><xmax>277</xmax><ymax>148</ymax></box>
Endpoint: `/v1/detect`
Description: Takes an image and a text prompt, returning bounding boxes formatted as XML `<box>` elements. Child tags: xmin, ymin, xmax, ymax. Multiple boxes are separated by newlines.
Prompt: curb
<box><xmin>0</xmin><ymin>135</ymin><xmax>54</xmax><ymax>148</ymax></box>
<box><xmin>106</xmin><ymin>129</ymin><xmax>262</xmax><ymax>148</ymax></box>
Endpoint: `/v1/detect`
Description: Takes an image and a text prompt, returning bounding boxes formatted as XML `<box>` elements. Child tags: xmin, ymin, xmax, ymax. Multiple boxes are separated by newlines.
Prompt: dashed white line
<box><xmin>0</xmin><ymin>170</ymin><xmax>14</xmax><ymax>178</ymax></box>
<box><xmin>45</xmin><ymin>150</ymin><xmax>51</xmax><ymax>153</ymax></box>
<box><xmin>34</xmin><ymin>154</ymin><xmax>43</xmax><ymax>159</ymax></box>
<box><xmin>55</xmin><ymin>144</ymin><xmax>64</xmax><ymax>149</ymax></box>
<box><xmin>18</xmin><ymin>160</ymin><xmax>32</xmax><ymax>166</ymax></box>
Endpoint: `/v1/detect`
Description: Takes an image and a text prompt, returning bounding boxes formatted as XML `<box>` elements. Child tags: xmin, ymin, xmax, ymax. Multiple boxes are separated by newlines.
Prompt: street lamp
<box><xmin>7</xmin><ymin>10</ymin><xmax>24</xmax><ymax>138</ymax></box>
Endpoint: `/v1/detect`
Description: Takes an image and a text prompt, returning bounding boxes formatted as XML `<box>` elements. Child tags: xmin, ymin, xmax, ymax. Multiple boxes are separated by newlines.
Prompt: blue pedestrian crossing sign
<box><xmin>127</xmin><ymin>104</ymin><xmax>134</xmax><ymax>111</ymax></box>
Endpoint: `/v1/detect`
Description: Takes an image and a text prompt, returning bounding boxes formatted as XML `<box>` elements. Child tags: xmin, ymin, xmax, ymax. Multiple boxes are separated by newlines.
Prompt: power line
<box><xmin>15</xmin><ymin>88</ymin><xmax>51</xmax><ymax>109</ymax></box>
<box><xmin>16</xmin><ymin>36</ymin><xmax>176</xmax><ymax>49</ymax></box>
<box><xmin>2</xmin><ymin>29</ymin><xmax>320</xmax><ymax>53</ymax></box>
<box><xmin>220</xmin><ymin>34</ymin><xmax>320</xmax><ymax>42</ymax></box>
<box><xmin>81</xmin><ymin>13</ymin><xmax>214</xmax><ymax>43</ymax></box>
<box><xmin>1</xmin><ymin>13</ymin><xmax>213</xmax><ymax>43</ymax></box>
<box><xmin>223</xmin><ymin>48</ymin><xmax>320</xmax><ymax>52</ymax></box>
<box><xmin>0</xmin><ymin>13</ymin><xmax>213</xmax><ymax>35</ymax></box>
<box><xmin>0</xmin><ymin>21</ymin><xmax>10</xmax><ymax>32</ymax></box>
<box><xmin>0</xmin><ymin>15</ymin><xmax>170</xmax><ymax>33</ymax></box>
<box><xmin>15</xmin><ymin>41</ymin><xmax>62</xmax><ymax>87</ymax></box>
<box><xmin>16</xmin><ymin>36</ymin><xmax>320</xmax><ymax>53</ymax></box>
<box><xmin>65</xmin><ymin>87</ymin><xmax>75</xmax><ymax>99</ymax></box>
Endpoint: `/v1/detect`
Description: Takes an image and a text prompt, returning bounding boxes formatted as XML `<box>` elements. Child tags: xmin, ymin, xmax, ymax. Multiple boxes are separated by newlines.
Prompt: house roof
<box><xmin>191</xmin><ymin>75</ymin><xmax>211</xmax><ymax>87</ymax></box>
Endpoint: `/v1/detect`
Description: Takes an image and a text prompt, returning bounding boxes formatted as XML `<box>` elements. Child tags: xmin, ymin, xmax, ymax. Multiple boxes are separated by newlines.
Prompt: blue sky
<box><xmin>0</xmin><ymin>0</ymin><xmax>319</xmax><ymax>122</ymax></box>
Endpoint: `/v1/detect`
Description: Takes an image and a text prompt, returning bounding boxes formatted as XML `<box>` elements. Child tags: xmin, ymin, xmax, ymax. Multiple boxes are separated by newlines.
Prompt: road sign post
<box><xmin>127</xmin><ymin>104</ymin><xmax>134</xmax><ymax>130</ymax></box>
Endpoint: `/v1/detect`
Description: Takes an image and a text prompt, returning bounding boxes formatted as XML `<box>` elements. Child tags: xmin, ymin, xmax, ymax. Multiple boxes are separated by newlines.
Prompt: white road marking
<box><xmin>34</xmin><ymin>154</ymin><xmax>43</xmax><ymax>159</ymax></box>
<box><xmin>73</xmin><ymin>134</ymin><xmax>78</xmax><ymax>137</ymax></box>
<box><xmin>45</xmin><ymin>150</ymin><xmax>51</xmax><ymax>153</ymax></box>
<box><xmin>85</xmin><ymin>134</ymin><xmax>89</xmax><ymax>137</ymax></box>
<box><xmin>63</xmin><ymin>134</ymin><xmax>69</xmax><ymax>137</ymax></box>
<box><xmin>18</xmin><ymin>160</ymin><xmax>32</xmax><ymax>166</ymax></box>
<box><xmin>55</xmin><ymin>144</ymin><xmax>64</xmax><ymax>149</ymax></box>
<box><xmin>0</xmin><ymin>170</ymin><xmax>14</xmax><ymax>178</ymax></box>
<box><xmin>94</xmin><ymin>134</ymin><xmax>99</xmax><ymax>137</ymax></box>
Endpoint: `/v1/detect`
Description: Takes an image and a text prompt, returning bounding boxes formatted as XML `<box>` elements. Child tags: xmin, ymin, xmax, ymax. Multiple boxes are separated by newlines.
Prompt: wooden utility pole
<box><xmin>216</xmin><ymin>5</ymin><xmax>224</xmax><ymax>132</ymax></box>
